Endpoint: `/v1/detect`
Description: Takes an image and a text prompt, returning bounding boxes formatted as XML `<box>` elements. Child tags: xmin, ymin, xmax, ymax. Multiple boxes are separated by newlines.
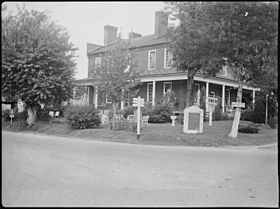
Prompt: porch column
<box><xmin>152</xmin><ymin>80</ymin><xmax>156</xmax><ymax>106</ymax></box>
<box><xmin>121</xmin><ymin>89</ymin><xmax>124</xmax><ymax>109</ymax></box>
<box><xmin>252</xmin><ymin>90</ymin><xmax>256</xmax><ymax>110</ymax></box>
<box><xmin>206</xmin><ymin>81</ymin><xmax>209</xmax><ymax>112</ymax></box>
<box><xmin>94</xmin><ymin>87</ymin><xmax>98</xmax><ymax>109</ymax></box>
<box><xmin>222</xmin><ymin>84</ymin><xmax>225</xmax><ymax>113</ymax></box>
<box><xmin>87</xmin><ymin>86</ymin><xmax>90</xmax><ymax>105</ymax></box>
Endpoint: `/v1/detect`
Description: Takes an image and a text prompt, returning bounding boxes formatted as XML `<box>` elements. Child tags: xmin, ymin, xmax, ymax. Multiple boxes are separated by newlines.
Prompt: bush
<box><xmin>2</xmin><ymin>109</ymin><xmax>11</xmax><ymax>122</ymax></box>
<box><xmin>241</xmin><ymin>108</ymin><xmax>253</xmax><ymax>121</ymax></box>
<box><xmin>64</xmin><ymin>105</ymin><xmax>101</xmax><ymax>129</ymax></box>
<box><xmin>251</xmin><ymin>91</ymin><xmax>278</xmax><ymax>124</ymax></box>
<box><xmin>238</xmin><ymin>125</ymin><xmax>260</xmax><ymax>134</ymax></box>
<box><xmin>212</xmin><ymin>96</ymin><xmax>223</xmax><ymax>121</ymax></box>
<box><xmin>148</xmin><ymin>103</ymin><xmax>172</xmax><ymax>123</ymax></box>
<box><xmin>105</xmin><ymin>116</ymin><xmax>129</xmax><ymax>131</ymax></box>
<box><xmin>268</xmin><ymin>116</ymin><xmax>277</xmax><ymax>129</ymax></box>
<box><xmin>119</xmin><ymin>106</ymin><xmax>135</xmax><ymax>119</ymax></box>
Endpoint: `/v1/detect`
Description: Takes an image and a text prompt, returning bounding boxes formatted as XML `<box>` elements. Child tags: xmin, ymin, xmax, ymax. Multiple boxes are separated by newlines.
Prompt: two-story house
<box><xmin>74</xmin><ymin>11</ymin><xmax>260</xmax><ymax>114</ymax></box>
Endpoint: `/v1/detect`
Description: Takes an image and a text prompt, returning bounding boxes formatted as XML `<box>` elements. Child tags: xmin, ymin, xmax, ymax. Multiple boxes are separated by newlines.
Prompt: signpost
<box><xmin>208</xmin><ymin>97</ymin><xmax>218</xmax><ymax>126</ymax></box>
<box><xmin>132</xmin><ymin>96</ymin><xmax>144</xmax><ymax>140</ymax></box>
<box><xmin>229</xmin><ymin>101</ymin><xmax>245</xmax><ymax>138</ymax></box>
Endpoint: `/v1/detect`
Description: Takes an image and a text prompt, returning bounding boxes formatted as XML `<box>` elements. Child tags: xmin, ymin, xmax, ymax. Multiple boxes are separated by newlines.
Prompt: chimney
<box><xmin>128</xmin><ymin>32</ymin><xmax>142</xmax><ymax>39</ymax></box>
<box><xmin>154</xmin><ymin>11</ymin><xmax>168</xmax><ymax>37</ymax></box>
<box><xmin>104</xmin><ymin>25</ymin><xmax>118</xmax><ymax>46</ymax></box>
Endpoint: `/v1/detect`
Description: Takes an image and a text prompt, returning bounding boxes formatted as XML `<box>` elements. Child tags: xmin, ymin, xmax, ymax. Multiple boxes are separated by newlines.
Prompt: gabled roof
<box><xmin>87</xmin><ymin>34</ymin><xmax>168</xmax><ymax>55</ymax></box>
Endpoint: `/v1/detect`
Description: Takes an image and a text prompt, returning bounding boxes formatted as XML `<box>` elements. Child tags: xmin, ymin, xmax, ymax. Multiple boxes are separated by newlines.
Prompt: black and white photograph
<box><xmin>2</xmin><ymin>1</ymin><xmax>278</xmax><ymax>207</ymax></box>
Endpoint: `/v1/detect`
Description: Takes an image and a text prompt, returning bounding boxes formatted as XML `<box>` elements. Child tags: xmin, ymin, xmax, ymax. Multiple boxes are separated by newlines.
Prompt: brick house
<box><xmin>74</xmin><ymin>11</ymin><xmax>260</xmax><ymax>114</ymax></box>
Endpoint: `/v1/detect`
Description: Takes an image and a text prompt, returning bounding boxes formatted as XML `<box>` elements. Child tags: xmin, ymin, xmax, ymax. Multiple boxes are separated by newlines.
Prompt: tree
<box><xmin>2</xmin><ymin>6</ymin><xmax>77</xmax><ymax>126</ymax></box>
<box><xmin>166</xmin><ymin>2</ymin><xmax>278</xmax><ymax>137</ymax></box>
<box><xmin>204</xmin><ymin>2</ymin><xmax>278</xmax><ymax>137</ymax></box>
<box><xmin>165</xmin><ymin>2</ymin><xmax>223</xmax><ymax>108</ymax></box>
<box><xmin>89</xmin><ymin>39</ymin><xmax>140</xmax><ymax>122</ymax></box>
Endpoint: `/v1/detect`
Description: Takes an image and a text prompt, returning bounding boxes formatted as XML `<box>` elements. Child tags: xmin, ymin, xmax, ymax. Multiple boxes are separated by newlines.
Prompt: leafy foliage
<box><xmin>148</xmin><ymin>103</ymin><xmax>173</xmax><ymax>123</ymax></box>
<box><xmin>2</xmin><ymin>6</ymin><xmax>77</xmax><ymax>110</ymax></box>
<box><xmin>64</xmin><ymin>105</ymin><xmax>101</xmax><ymax>129</ymax></box>
<box><xmin>238</xmin><ymin>125</ymin><xmax>260</xmax><ymax>134</ymax></box>
<box><xmin>89</xmin><ymin>40</ymin><xmax>140</xmax><ymax>112</ymax></box>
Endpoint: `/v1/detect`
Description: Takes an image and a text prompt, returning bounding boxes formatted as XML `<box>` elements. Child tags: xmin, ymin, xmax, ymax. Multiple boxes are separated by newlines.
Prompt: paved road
<box><xmin>2</xmin><ymin>131</ymin><xmax>278</xmax><ymax>207</ymax></box>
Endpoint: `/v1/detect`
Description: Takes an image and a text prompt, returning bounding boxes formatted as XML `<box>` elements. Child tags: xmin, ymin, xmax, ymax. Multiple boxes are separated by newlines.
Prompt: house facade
<box><xmin>74</xmin><ymin>11</ymin><xmax>260</xmax><ymax>114</ymax></box>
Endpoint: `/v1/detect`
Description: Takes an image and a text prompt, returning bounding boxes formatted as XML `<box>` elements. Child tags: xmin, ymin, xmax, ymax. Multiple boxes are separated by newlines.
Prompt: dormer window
<box><xmin>148</xmin><ymin>50</ymin><xmax>156</xmax><ymax>70</ymax></box>
<box><xmin>222</xmin><ymin>57</ymin><xmax>228</xmax><ymax>76</ymax></box>
<box><xmin>164</xmin><ymin>48</ymin><xmax>173</xmax><ymax>69</ymax></box>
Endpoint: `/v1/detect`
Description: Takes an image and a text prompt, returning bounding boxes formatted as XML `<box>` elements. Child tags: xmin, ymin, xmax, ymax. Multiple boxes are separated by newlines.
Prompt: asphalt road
<box><xmin>2</xmin><ymin>131</ymin><xmax>278</xmax><ymax>207</ymax></box>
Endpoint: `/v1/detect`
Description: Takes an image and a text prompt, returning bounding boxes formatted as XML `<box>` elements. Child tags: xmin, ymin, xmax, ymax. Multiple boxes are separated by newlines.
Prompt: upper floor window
<box><xmin>163</xmin><ymin>82</ymin><xmax>172</xmax><ymax>95</ymax></box>
<box><xmin>164</xmin><ymin>49</ymin><xmax>173</xmax><ymax>69</ymax></box>
<box><xmin>95</xmin><ymin>57</ymin><xmax>101</xmax><ymax>68</ymax></box>
<box><xmin>148</xmin><ymin>50</ymin><xmax>156</xmax><ymax>70</ymax></box>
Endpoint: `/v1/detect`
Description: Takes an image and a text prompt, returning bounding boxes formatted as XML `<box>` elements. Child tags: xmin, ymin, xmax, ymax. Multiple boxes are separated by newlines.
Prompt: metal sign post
<box><xmin>132</xmin><ymin>96</ymin><xmax>144</xmax><ymax>140</ymax></box>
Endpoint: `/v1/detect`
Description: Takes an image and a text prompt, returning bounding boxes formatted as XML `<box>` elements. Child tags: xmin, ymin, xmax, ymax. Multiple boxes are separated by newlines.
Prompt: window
<box><xmin>95</xmin><ymin>57</ymin><xmax>101</xmax><ymax>68</ymax></box>
<box><xmin>123</xmin><ymin>90</ymin><xmax>130</xmax><ymax>107</ymax></box>
<box><xmin>222</xmin><ymin>65</ymin><xmax>228</xmax><ymax>76</ymax></box>
<box><xmin>97</xmin><ymin>92</ymin><xmax>104</xmax><ymax>106</ymax></box>
<box><xmin>148</xmin><ymin>50</ymin><xmax>156</xmax><ymax>70</ymax></box>
<box><xmin>193</xmin><ymin>83</ymin><xmax>200</xmax><ymax>104</ymax></box>
<box><xmin>163</xmin><ymin>82</ymin><xmax>172</xmax><ymax>95</ymax></box>
<box><xmin>225</xmin><ymin>89</ymin><xmax>230</xmax><ymax>105</ymax></box>
<box><xmin>106</xmin><ymin>94</ymin><xmax>112</xmax><ymax>103</ymax></box>
<box><xmin>164</xmin><ymin>48</ymin><xmax>173</xmax><ymax>69</ymax></box>
<box><xmin>209</xmin><ymin>91</ymin><xmax>215</xmax><ymax>98</ymax></box>
<box><xmin>147</xmin><ymin>83</ymin><xmax>153</xmax><ymax>102</ymax></box>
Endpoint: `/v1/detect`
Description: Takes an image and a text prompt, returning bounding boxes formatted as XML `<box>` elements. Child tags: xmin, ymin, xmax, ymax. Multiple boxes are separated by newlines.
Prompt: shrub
<box><xmin>212</xmin><ymin>96</ymin><xmax>223</xmax><ymax>121</ymax></box>
<box><xmin>251</xmin><ymin>91</ymin><xmax>278</xmax><ymax>123</ymax></box>
<box><xmin>2</xmin><ymin>109</ymin><xmax>11</xmax><ymax>122</ymax></box>
<box><xmin>148</xmin><ymin>103</ymin><xmax>172</xmax><ymax>123</ymax></box>
<box><xmin>268</xmin><ymin>116</ymin><xmax>277</xmax><ymax>129</ymax></box>
<box><xmin>119</xmin><ymin>106</ymin><xmax>135</xmax><ymax>119</ymax></box>
<box><xmin>105</xmin><ymin>116</ymin><xmax>129</xmax><ymax>131</ymax></box>
<box><xmin>238</xmin><ymin>125</ymin><xmax>260</xmax><ymax>134</ymax></box>
<box><xmin>64</xmin><ymin>105</ymin><xmax>101</xmax><ymax>129</ymax></box>
<box><xmin>241</xmin><ymin>108</ymin><xmax>253</xmax><ymax>121</ymax></box>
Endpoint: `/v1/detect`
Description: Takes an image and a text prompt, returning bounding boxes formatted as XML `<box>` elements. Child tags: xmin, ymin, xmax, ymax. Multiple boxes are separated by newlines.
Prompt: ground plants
<box><xmin>64</xmin><ymin>105</ymin><xmax>101</xmax><ymax>129</ymax></box>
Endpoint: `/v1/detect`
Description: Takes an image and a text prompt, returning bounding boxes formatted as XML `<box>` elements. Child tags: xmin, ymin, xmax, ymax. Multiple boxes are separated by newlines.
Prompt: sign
<box><xmin>49</xmin><ymin>111</ymin><xmax>54</xmax><ymax>117</ymax></box>
<box><xmin>132</xmin><ymin>97</ymin><xmax>144</xmax><ymax>107</ymax></box>
<box><xmin>132</xmin><ymin>96</ymin><xmax>144</xmax><ymax>139</ymax></box>
<box><xmin>232</xmin><ymin>102</ymin><xmax>245</xmax><ymax>108</ymax></box>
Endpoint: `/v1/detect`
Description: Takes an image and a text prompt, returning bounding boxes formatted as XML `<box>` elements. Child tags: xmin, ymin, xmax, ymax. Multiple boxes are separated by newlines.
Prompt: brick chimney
<box><xmin>128</xmin><ymin>32</ymin><xmax>142</xmax><ymax>39</ymax></box>
<box><xmin>104</xmin><ymin>25</ymin><xmax>118</xmax><ymax>46</ymax></box>
<box><xmin>154</xmin><ymin>11</ymin><xmax>168</xmax><ymax>37</ymax></box>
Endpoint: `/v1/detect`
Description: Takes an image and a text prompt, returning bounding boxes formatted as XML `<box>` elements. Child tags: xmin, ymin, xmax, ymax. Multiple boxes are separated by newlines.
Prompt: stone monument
<box><xmin>183</xmin><ymin>105</ymin><xmax>204</xmax><ymax>134</ymax></box>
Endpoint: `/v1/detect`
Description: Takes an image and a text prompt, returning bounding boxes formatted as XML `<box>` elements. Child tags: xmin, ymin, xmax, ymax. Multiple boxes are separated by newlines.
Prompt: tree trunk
<box><xmin>27</xmin><ymin>107</ymin><xmax>37</xmax><ymax>127</ymax></box>
<box><xmin>112</xmin><ymin>102</ymin><xmax>118</xmax><ymax>130</ymax></box>
<box><xmin>185</xmin><ymin>76</ymin><xmax>194</xmax><ymax>108</ymax></box>
<box><xmin>229</xmin><ymin>83</ymin><xmax>243</xmax><ymax>138</ymax></box>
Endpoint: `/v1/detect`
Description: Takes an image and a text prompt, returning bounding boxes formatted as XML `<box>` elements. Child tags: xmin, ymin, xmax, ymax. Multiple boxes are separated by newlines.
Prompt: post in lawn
<box><xmin>208</xmin><ymin>97</ymin><xmax>218</xmax><ymax>126</ymax></box>
<box><xmin>229</xmin><ymin>101</ymin><xmax>245</xmax><ymax>138</ymax></box>
<box><xmin>132</xmin><ymin>96</ymin><xmax>144</xmax><ymax>140</ymax></box>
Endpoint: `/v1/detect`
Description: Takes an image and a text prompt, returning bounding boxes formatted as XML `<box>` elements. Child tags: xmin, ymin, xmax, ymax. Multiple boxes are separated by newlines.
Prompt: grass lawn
<box><xmin>2</xmin><ymin>119</ymin><xmax>277</xmax><ymax>147</ymax></box>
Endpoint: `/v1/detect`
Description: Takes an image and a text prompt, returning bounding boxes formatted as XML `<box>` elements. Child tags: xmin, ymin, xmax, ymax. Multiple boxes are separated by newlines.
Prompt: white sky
<box><xmin>3</xmin><ymin>1</ymin><xmax>166</xmax><ymax>79</ymax></box>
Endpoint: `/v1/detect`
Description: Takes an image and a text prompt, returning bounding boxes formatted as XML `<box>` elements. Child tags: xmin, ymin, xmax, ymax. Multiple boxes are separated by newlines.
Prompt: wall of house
<box><xmin>131</xmin><ymin>43</ymin><xmax>168</xmax><ymax>73</ymax></box>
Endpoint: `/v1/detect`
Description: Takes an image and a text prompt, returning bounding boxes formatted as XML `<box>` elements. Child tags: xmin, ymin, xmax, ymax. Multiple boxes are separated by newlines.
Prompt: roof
<box><xmin>87</xmin><ymin>34</ymin><xmax>168</xmax><ymax>55</ymax></box>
